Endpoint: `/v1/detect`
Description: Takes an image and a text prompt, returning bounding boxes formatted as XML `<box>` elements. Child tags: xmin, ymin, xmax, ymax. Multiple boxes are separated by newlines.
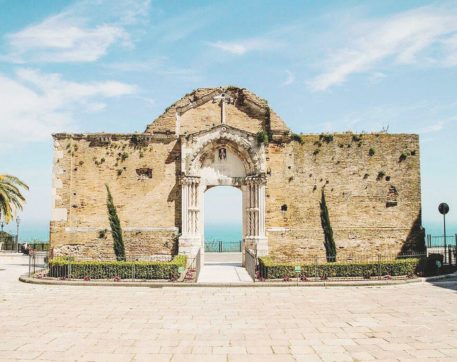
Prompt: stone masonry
<box><xmin>50</xmin><ymin>86</ymin><xmax>423</xmax><ymax>260</ymax></box>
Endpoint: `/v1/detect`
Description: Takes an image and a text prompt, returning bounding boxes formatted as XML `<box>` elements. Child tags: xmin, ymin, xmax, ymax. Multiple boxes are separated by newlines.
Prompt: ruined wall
<box><xmin>50</xmin><ymin>134</ymin><xmax>181</xmax><ymax>259</ymax></box>
<box><xmin>50</xmin><ymin>86</ymin><xmax>423</xmax><ymax>262</ymax></box>
<box><xmin>265</xmin><ymin>133</ymin><xmax>423</xmax><ymax>260</ymax></box>
<box><xmin>145</xmin><ymin>87</ymin><xmax>289</xmax><ymax>138</ymax></box>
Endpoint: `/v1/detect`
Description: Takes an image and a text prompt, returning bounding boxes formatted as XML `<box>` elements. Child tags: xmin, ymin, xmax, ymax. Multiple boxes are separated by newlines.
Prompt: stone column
<box><xmin>243</xmin><ymin>175</ymin><xmax>268</xmax><ymax>256</ymax></box>
<box><xmin>178</xmin><ymin>176</ymin><xmax>202</xmax><ymax>263</ymax></box>
<box><xmin>256</xmin><ymin>181</ymin><xmax>268</xmax><ymax>256</ymax></box>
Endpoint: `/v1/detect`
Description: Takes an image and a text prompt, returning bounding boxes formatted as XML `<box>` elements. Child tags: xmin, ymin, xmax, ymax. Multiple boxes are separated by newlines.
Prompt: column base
<box><xmin>244</xmin><ymin>236</ymin><xmax>268</xmax><ymax>257</ymax></box>
<box><xmin>178</xmin><ymin>235</ymin><xmax>203</xmax><ymax>266</ymax></box>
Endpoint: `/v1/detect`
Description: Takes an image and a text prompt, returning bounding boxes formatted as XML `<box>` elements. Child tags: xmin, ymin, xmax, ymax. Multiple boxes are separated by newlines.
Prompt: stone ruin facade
<box><xmin>50</xmin><ymin>86</ymin><xmax>424</xmax><ymax>262</ymax></box>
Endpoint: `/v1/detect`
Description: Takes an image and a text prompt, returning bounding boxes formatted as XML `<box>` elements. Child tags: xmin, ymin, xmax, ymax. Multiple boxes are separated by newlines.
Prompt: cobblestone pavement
<box><xmin>1</xmin><ymin>255</ymin><xmax>457</xmax><ymax>361</ymax></box>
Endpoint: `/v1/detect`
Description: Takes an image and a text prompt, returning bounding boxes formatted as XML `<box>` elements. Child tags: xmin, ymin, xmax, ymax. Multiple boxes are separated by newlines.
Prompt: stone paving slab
<box><xmin>197</xmin><ymin>263</ymin><xmax>253</xmax><ymax>283</ymax></box>
<box><xmin>2</xmin><ymin>255</ymin><xmax>457</xmax><ymax>361</ymax></box>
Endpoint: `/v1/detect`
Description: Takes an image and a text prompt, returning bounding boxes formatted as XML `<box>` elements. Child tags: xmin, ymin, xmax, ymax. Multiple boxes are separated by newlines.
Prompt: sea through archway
<box><xmin>204</xmin><ymin>186</ymin><xmax>242</xmax><ymax>254</ymax></box>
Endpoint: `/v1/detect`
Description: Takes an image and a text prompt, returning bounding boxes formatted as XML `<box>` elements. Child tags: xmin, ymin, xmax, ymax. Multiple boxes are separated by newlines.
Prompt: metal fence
<box><xmin>28</xmin><ymin>251</ymin><xmax>48</xmax><ymax>277</ymax></box>
<box><xmin>21</xmin><ymin>243</ymin><xmax>49</xmax><ymax>252</ymax></box>
<box><xmin>204</xmin><ymin>240</ymin><xmax>241</xmax><ymax>252</ymax></box>
<box><xmin>267</xmin><ymin>251</ymin><xmax>427</xmax><ymax>264</ymax></box>
<box><xmin>258</xmin><ymin>252</ymin><xmax>429</xmax><ymax>281</ymax></box>
<box><xmin>426</xmin><ymin>234</ymin><xmax>457</xmax><ymax>248</ymax></box>
<box><xmin>50</xmin><ymin>254</ymin><xmax>173</xmax><ymax>262</ymax></box>
<box><xmin>426</xmin><ymin>234</ymin><xmax>457</xmax><ymax>265</ymax></box>
<box><xmin>245</xmin><ymin>248</ymin><xmax>257</xmax><ymax>281</ymax></box>
<box><xmin>30</xmin><ymin>253</ymin><xmax>185</xmax><ymax>281</ymax></box>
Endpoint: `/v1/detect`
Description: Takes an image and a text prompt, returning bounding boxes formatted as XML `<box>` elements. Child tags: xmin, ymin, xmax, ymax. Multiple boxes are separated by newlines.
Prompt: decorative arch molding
<box><xmin>182</xmin><ymin>125</ymin><xmax>266</xmax><ymax>176</ymax></box>
<box><xmin>178</xmin><ymin>125</ymin><xmax>268</xmax><ymax>265</ymax></box>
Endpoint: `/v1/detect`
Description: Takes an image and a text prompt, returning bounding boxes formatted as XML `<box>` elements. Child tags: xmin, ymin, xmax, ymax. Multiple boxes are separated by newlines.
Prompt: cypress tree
<box><xmin>105</xmin><ymin>185</ymin><xmax>125</xmax><ymax>261</ymax></box>
<box><xmin>320</xmin><ymin>188</ymin><xmax>336</xmax><ymax>262</ymax></box>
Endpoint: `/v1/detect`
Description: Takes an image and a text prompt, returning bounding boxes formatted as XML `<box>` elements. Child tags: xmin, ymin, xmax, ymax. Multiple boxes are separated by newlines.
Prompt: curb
<box><xmin>18</xmin><ymin>275</ymin><xmax>437</xmax><ymax>288</ymax></box>
<box><xmin>18</xmin><ymin>271</ymin><xmax>457</xmax><ymax>288</ymax></box>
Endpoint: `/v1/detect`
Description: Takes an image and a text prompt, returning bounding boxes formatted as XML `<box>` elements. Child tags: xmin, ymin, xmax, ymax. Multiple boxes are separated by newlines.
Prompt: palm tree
<box><xmin>0</xmin><ymin>174</ymin><xmax>29</xmax><ymax>224</ymax></box>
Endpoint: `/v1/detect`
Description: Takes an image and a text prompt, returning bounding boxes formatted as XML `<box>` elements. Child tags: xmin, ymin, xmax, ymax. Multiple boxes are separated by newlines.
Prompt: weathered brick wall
<box><xmin>50</xmin><ymin>87</ymin><xmax>423</xmax><ymax>261</ymax></box>
<box><xmin>265</xmin><ymin>133</ymin><xmax>423</xmax><ymax>260</ymax></box>
<box><xmin>145</xmin><ymin>87</ymin><xmax>289</xmax><ymax>137</ymax></box>
<box><xmin>50</xmin><ymin>134</ymin><xmax>181</xmax><ymax>259</ymax></box>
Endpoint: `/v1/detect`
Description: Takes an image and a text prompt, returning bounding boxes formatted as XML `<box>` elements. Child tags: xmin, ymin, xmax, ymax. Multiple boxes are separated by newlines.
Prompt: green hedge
<box><xmin>48</xmin><ymin>255</ymin><xmax>186</xmax><ymax>280</ymax></box>
<box><xmin>258</xmin><ymin>256</ymin><xmax>422</xmax><ymax>279</ymax></box>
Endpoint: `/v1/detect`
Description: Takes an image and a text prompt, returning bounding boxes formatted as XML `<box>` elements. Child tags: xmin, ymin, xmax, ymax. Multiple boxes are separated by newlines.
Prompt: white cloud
<box><xmin>209</xmin><ymin>38</ymin><xmax>280</xmax><ymax>55</ymax></box>
<box><xmin>281</xmin><ymin>70</ymin><xmax>295</xmax><ymax>86</ymax></box>
<box><xmin>4</xmin><ymin>0</ymin><xmax>150</xmax><ymax>63</ymax></box>
<box><xmin>0</xmin><ymin>69</ymin><xmax>136</xmax><ymax>148</ymax></box>
<box><xmin>308</xmin><ymin>6</ymin><xmax>457</xmax><ymax>91</ymax></box>
<box><xmin>368</xmin><ymin>72</ymin><xmax>386</xmax><ymax>84</ymax></box>
<box><xmin>419</xmin><ymin>121</ymin><xmax>446</xmax><ymax>134</ymax></box>
<box><xmin>443</xmin><ymin>34</ymin><xmax>457</xmax><ymax>66</ymax></box>
<box><xmin>418</xmin><ymin>117</ymin><xmax>456</xmax><ymax>134</ymax></box>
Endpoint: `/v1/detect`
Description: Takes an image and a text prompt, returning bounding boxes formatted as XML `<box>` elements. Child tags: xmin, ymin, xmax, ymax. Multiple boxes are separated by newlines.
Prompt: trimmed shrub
<box><xmin>258</xmin><ymin>257</ymin><xmax>422</xmax><ymax>280</ymax></box>
<box><xmin>48</xmin><ymin>255</ymin><xmax>186</xmax><ymax>280</ymax></box>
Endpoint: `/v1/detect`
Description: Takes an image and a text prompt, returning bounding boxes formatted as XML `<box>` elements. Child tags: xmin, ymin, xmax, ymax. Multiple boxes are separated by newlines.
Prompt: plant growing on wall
<box><xmin>320</xmin><ymin>189</ymin><xmax>336</xmax><ymax>262</ymax></box>
<box><xmin>256</xmin><ymin>131</ymin><xmax>269</xmax><ymax>145</ymax></box>
<box><xmin>105</xmin><ymin>185</ymin><xmax>125</xmax><ymax>261</ymax></box>
<box><xmin>319</xmin><ymin>134</ymin><xmax>333</xmax><ymax>143</ymax></box>
<box><xmin>291</xmin><ymin>133</ymin><xmax>304</xmax><ymax>144</ymax></box>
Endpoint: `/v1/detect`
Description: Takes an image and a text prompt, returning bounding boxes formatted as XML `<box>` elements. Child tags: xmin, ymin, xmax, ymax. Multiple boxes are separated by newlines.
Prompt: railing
<box><xmin>426</xmin><ymin>235</ymin><xmax>457</xmax><ymax>248</ymax></box>
<box><xmin>28</xmin><ymin>250</ymin><xmax>48</xmax><ymax>277</ymax></box>
<box><xmin>426</xmin><ymin>234</ymin><xmax>457</xmax><ymax>265</ymax></box>
<box><xmin>258</xmin><ymin>252</ymin><xmax>429</xmax><ymax>281</ymax></box>
<box><xmin>31</xmin><ymin>254</ymin><xmax>185</xmax><ymax>281</ymax></box>
<box><xmin>204</xmin><ymin>240</ymin><xmax>241</xmax><ymax>252</ymax></box>
<box><xmin>245</xmin><ymin>248</ymin><xmax>257</xmax><ymax>281</ymax></box>
<box><xmin>21</xmin><ymin>243</ymin><xmax>49</xmax><ymax>252</ymax></box>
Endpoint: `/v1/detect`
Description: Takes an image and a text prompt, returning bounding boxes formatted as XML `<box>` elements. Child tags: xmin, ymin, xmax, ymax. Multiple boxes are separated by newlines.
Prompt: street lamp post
<box><xmin>438</xmin><ymin>203</ymin><xmax>450</xmax><ymax>264</ymax></box>
<box><xmin>16</xmin><ymin>216</ymin><xmax>21</xmax><ymax>253</ymax></box>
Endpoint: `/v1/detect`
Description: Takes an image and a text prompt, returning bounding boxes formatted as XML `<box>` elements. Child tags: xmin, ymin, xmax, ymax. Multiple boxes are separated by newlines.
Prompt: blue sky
<box><xmin>0</xmin><ymin>0</ymin><xmax>456</xmax><ymax>240</ymax></box>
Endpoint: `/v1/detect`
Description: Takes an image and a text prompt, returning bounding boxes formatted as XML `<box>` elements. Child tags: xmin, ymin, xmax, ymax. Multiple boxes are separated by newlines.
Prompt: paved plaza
<box><xmin>1</xmin><ymin>255</ymin><xmax>457</xmax><ymax>361</ymax></box>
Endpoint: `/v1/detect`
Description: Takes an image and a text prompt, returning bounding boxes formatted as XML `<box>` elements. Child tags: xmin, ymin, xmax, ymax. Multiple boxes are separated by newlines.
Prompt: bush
<box><xmin>424</xmin><ymin>253</ymin><xmax>443</xmax><ymax>276</ymax></box>
<box><xmin>256</xmin><ymin>131</ymin><xmax>269</xmax><ymax>145</ymax></box>
<box><xmin>258</xmin><ymin>256</ymin><xmax>422</xmax><ymax>279</ymax></box>
<box><xmin>291</xmin><ymin>133</ymin><xmax>304</xmax><ymax>144</ymax></box>
<box><xmin>319</xmin><ymin>134</ymin><xmax>334</xmax><ymax>143</ymax></box>
<box><xmin>48</xmin><ymin>255</ymin><xmax>186</xmax><ymax>280</ymax></box>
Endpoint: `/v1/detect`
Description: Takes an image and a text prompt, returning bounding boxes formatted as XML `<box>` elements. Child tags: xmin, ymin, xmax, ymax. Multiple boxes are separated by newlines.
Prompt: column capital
<box><xmin>244</xmin><ymin>174</ymin><xmax>266</xmax><ymax>185</ymax></box>
<box><xmin>180</xmin><ymin>175</ymin><xmax>201</xmax><ymax>185</ymax></box>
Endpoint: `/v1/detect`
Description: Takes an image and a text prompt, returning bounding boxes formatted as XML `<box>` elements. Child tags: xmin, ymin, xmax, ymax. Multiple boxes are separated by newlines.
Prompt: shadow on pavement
<box><xmin>426</xmin><ymin>276</ymin><xmax>457</xmax><ymax>292</ymax></box>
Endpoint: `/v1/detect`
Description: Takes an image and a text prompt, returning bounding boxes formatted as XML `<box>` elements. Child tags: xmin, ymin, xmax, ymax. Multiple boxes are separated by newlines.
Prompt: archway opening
<box><xmin>204</xmin><ymin>186</ymin><xmax>242</xmax><ymax>259</ymax></box>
